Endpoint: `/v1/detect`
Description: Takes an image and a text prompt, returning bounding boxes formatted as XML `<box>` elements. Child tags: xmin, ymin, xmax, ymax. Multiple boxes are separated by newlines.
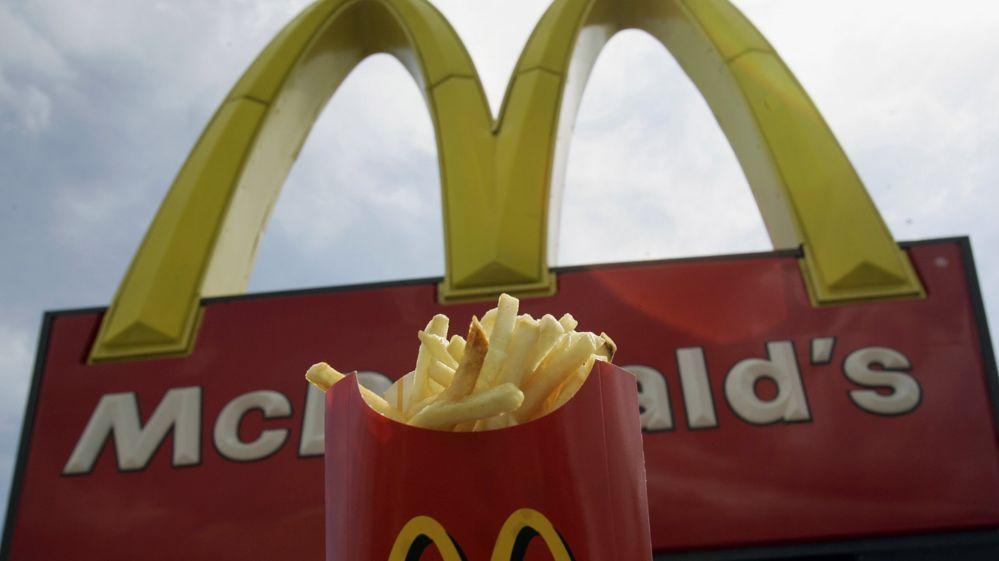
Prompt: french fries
<box><xmin>409</xmin><ymin>383</ymin><xmax>524</xmax><ymax>430</ymax></box>
<box><xmin>306</xmin><ymin>362</ymin><xmax>397</xmax><ymax>419</ymax></box>
<box><xmin>437</xmin><ymin>318</ymin><xmax>489</xmax><ymax>404</ymax></box>
<box><xmin>305</xmin><ymin>294</ymin><xmax>613</xmax><ymax>431</ymax></box>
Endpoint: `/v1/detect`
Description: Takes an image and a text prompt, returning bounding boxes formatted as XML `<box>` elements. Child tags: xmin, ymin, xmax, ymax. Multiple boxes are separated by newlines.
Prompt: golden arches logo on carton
<box><xmin>91</xmin><ymin>0</ymin><xmax>923</xmax><ymax>362</ymax></box>
<box><xmin>388</xmin><ymin>509</ymin><xmax>573</xmax><ymax>561</ymax></box>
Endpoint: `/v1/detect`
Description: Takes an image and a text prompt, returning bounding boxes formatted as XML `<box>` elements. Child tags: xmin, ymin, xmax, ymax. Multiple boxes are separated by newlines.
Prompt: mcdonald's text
<box><xmin>61</xmin><ymin>340</ymin><xmax>918</xmax><ymax>474</ymax></box>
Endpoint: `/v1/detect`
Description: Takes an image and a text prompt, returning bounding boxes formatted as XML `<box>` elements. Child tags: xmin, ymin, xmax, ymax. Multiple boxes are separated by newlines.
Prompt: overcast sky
<box><xmin>2</xmin><ymin>0</ymin><xmax>998</xmax><ymax>527</ymax></box>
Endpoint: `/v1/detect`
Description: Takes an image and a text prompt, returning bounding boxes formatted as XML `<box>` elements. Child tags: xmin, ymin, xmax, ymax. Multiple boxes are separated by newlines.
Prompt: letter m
<box><xmin>63</xmin><ymin>387</ymin><xmax>201</xmax><ymax>474</ymax></box>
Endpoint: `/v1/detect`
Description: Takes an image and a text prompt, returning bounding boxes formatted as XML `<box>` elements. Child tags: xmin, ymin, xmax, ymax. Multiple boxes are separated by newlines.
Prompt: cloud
<box><xmin>0</xmin><ymin>0</ymin><xmax>320</xmax><ymax>308</ymax></box>
<box><xmin>0</xmin><ymin>2</ymin><xmax>320</xmax><ymax>525</ymax></box>
<box><xmin>51</xmin><ymin>179</ymin><xmax>147</xmax><ymax>250</ymax></box>
<box><xmin>250</xmin><ymin>0</ymin><xmax>563</xmax><ymax>290</ymax></box>
<box><xmin>558</xmin><ymin>29</ymin><xmax>770</xmax><ymax>266</ymax></box>
<box><xmin>0</xmin><ymin>320</ymin><xmax>32</xmax><ymax>433</ymax></box>
<box><xmin>0</xmin><ymin>84</ymin><xmax>52</xmax><ymax>135</ymax></box>
<box><xmin>0</xmin><ymin>3</ymin><xmax>70</xmax><ymax>135</ymax></box>
<box><xmin>430</xmin><ymin>0</ymin><xmax>553</xmax><ymax>112</ymax></box>
<box><xmin>250</xmin><ymin>54</ymin><xmax>444</xmax><ymax>290</ymax></box>
<box><xmin>252</xmin><ymin>4</ymin><xmax>775</xmax><ymax>287</ymax></box>
<box><xmin>736</xmin><ymin>0</ymin><xmax>999</xmax><ymax>350</ymax></box>
<box><xmin>0</xmin><ymin>4</ymin><xmax>70</xmax><ymax>78</ymax></box>
<box><xmin>246</xmin><ymin>0</ymin><xmax>999</xmax><ymax>322</ymax></box>
<box><xmin>0</xmin><ymin>316</ymin><xmax>35</xmax><ymax>517</ymax></box>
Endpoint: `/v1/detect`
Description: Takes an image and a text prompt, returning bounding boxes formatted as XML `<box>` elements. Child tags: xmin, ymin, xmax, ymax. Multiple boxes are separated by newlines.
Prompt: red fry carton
<box><xmin>324</xmin><ymin>360</ymin><xmax>653</xmax><ymax>560</ymax></box>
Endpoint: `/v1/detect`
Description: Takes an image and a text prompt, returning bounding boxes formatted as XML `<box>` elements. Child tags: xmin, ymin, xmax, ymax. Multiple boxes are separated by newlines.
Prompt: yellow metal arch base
<box><xmin>438</xmin><ymin>272</ymin><xmax>558</xmax><ymax>303</ymax></box>
<box><xmin>90</xmin><ymin>0</ymin><xmax>922</xmax><ymax>362</ymax></box>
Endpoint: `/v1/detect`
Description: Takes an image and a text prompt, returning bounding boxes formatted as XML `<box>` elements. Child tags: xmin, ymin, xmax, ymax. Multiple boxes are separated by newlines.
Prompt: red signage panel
<box><xmin>3</xmin><ymin>238</ymin><xmax>998</xmax><ymax>559</ymax></box>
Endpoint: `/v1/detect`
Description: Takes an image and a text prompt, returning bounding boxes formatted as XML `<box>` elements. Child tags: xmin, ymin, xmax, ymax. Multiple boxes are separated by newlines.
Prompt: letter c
<box><xmin>213</xmin><ymin>390</ymin><xmax>291</xmax><ymax>461</ymax></box>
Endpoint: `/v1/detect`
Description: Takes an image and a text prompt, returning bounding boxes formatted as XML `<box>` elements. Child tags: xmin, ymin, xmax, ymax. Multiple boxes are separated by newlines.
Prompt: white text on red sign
<box><xmin>62</xmin><ymin>340</ymin><xmax>919</xmax><ymax>474</ymax></box>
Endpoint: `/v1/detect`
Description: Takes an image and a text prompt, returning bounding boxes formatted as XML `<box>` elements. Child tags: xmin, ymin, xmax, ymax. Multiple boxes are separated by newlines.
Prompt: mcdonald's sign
<box><xmin>3</xmin><ymin>0</ymin><xmax>998</xmax><ymax>560</ymax></box>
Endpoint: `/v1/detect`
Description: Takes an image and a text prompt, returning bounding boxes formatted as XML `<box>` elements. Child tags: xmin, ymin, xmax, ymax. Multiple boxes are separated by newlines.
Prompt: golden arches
<box><xmin>387</xmin><ymin>509</ymin><xmax>572</xmax><ymax>561</ymax></box>
<box><xmin>89</xmin><ymin>0</ymin><xmax>502</xmax><ymax>361</ymax></box>
<box><xmin>490</xmin><ymin>508</ymin><xmax>573</xmax><ymax>561</ymax></box>
<box><xmin>513</xmin><ymin>0</ymin><xmax>923</xmax><ymax>305</ymax></box>
<box><xmin>387</xmin><ymin>515</ymin><xmax>466</xmax><ymax>561</ymax></box>
<box><xmin>91</xmin><ymin>0</ymin><xmax>923</xmax><ymax>361</ymax></box>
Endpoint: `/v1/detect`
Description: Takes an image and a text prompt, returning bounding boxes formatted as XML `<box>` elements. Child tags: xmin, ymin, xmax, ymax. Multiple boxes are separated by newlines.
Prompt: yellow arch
<box><xmin>521</xmin><ymin>0</ymin><xmax>923</xmax><ymax>306</ymax></box>
<box><xmin>91</xmin><ymin>0</ymin><xmax>506</xmax><ymax>361</ymax></box>
<box><xmin>387</xmin><ymin>515</ymin><xmax>465</xmax><ymax>561</ymax></box>
<box><xmin>90</xmin><ymin>0</ymin><xmax>923</xmax><ymax>361</ymax></box>
<box><xmin>490</xmin><ymin>508</ymin><xmax>573</xmax><ymax>561</ymax></box>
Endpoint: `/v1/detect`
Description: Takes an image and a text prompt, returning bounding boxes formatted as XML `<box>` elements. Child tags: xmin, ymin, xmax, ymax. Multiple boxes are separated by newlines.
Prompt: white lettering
<box><xmin>300</xmin><ymin>385</ymin><xmax>325</xmax><ymax>457</ymax></box>
<box><xmin>214</xmin><ymin>390</ymin><xmax>291</xmax><ymax>461</ymax></box>
<box><xmin>63</xmin><ymin>387</ymin><xmax>201</xmax><ymax>474</ymax></box>
<box><xmin>725</xmin><ymin>341</ymin><xmax>810</xmax><ymax>424</ymax></box>
<box><xmin>624</xmin><ymin>365</ymin><xmax>673</xmax><ymax>431</ymax></box>
<box><xmin>844</xmin><ymin>347</ymin><xmax>920</xmax><ymax>415</ymax></box>
<box><xmin>676</xmin><ymin>348</ymin><xmax>718</xmax><ymax>429</ymax></box>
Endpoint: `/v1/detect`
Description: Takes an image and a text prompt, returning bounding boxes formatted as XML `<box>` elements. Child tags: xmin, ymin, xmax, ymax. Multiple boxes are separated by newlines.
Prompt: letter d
<box><xmin>725</xmin><ymin>341</ymin><xmax>811</xmax><ymax>425</ymax></box>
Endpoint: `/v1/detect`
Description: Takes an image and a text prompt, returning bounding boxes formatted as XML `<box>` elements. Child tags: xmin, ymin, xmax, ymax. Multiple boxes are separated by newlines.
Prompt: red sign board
<box><xmin>3</xmin><ymin>238</ymin><xmax>999</xmax><ymax>559</ymax></box>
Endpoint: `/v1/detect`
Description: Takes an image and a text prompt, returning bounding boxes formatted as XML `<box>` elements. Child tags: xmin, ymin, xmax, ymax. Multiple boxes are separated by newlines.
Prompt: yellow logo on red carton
<box><xmin>389</xmin><ymin>508</ymin><xmax>573</xmax><ymax>561</ymax></box>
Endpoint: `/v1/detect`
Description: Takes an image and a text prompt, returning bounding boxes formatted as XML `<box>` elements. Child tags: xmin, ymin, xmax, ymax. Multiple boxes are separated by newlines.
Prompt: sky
<box><xmin>2</xmin><ymin>0</ymin><xmax>999</xmax><ymax>529</ymax></box>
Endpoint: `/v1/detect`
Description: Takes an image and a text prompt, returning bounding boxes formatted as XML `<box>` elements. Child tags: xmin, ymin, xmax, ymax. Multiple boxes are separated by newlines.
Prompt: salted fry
<box><xmin>596</xmin><ymin>332</ymin><xmax>617</xmax><ymax>361</ymax></box>
<box><xmin>558</xmin><ymin>313</ymin><xmax>578</xmax><ymax>333</ymax></box>
<box><xmin>386</xmin><ymin>370</ymin><xmax>445</xmax><ymax>419</ymax></box>
<box><xmin>473</xmin><ymin>293</ymin><xmax>519</xmax><ymax>392</ymax></box>
<box><xmin>480</xmin><ymin>307</ymin><xmax>497</xmax><ymax>337</ymax></box>
<box><xmin>429</xmin><ymin>314</ymin><xmax>450</xmax><ymax>335</ymax></box>
<box><xmin>305</xmin><ymin>362</ymin><xmax>340</xmax><ymax>391</ymax></box>
<box><xmin>384</xmin><ymin>372</ymin><xmax>407</xmax><ymax>410</ymax></box>
<box><xmin>525</xmin><ymin>314</ymin><xmax>564</xmax><ymax>374</ymax></box>
<box><xmin>547</xmin><ymin>355</ymin><xmax>596</xmax><ymax>413</ymax></box>
<box><xmin>409</xmin><ymin>383</ymin><xmax>524</xmax><ymax>430</ymax></box>
<box><xmin>409</xmin><ymin>314</ymin><xmax>449</xmax><ymax>414</ymax></box>
<box><xmin>477</xmin><ymin>413</ymin><xmax>518</xmax><ymax>431</ymax></box>
<box><xmin>386</xmin><ymin>366</ymin><xmax>445</xmax><ymax>403</ymax></box>
<box><xmin>383</xmin><ymin>370</ymin><xmax>411</xmax><ymax>411</ymax></box>
<box><xmin>428</xmin><ymin>360</ymin><xmax>455</xmax><ymax>387</ymax></box>
<box><xmin>494</xmin><ymin>315</ymin><xmax>540</xmax><ymax>387</ymax></box>
<box><xmin>516</xmin><ymin>333</ymin><xmax>597</xmax><ymax>422</ymax></box>
<box><xmin>306</xmin><ymin>362</ymin><xmax>395</xmax><ymax>418</ymax></box>
<box><xmin>407</xmin><ymin>394</ymin><xmax>438</xmax><ymax>420</ymax></box>
<box><xmin>418</xmin><ymin>331</ymin><xmax>459</xmax><ymax>369</ymax></box>
<box><xmin>447</xmin><ymin>335</ymin><xmax>466</xmax><ymax>362</ymax></box>
<box><xmin>314</xmin><ymin>293</ymin><xmax>616</xmax><ymax>430</ymax></box>
<box><xmin>438</xmin><ymin>318</ymin><xmax>488</xmax><ymax>402</ymax></box>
